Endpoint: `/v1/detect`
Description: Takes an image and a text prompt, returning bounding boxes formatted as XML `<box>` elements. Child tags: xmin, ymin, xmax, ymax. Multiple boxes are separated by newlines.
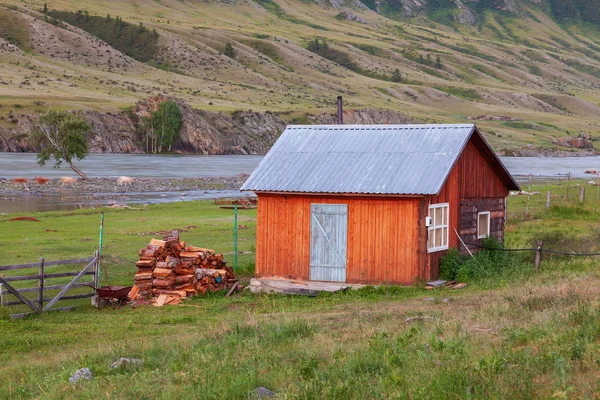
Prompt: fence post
<box><xmin>98</xmin><ymin>212</ymin><xmax>104</xmax><ymax>283</ymax></box>
<box><xmin>234</xmin><ymin>204</ymin><xmax>238</xmax><ymax>271</ymax></box>
<box><xmin>566</xmin><ymin>172</ymin><xmax>571</xmax><ymax>201</ymax></box>
<box><xmin>535</xmin><ymin>241</ymin><xmax>543</xmax><ymax>271</ymax></box>
<box><xmin>546</xmin><ymin>191</ymin><xmax>551</xmax><ymax>209</ymax></box>
<box><xmin>38</xmin><ymin>258</ymin><xmax>45</xmax><ymax>310</ymax></box>
<box><xmin>580</xmin><ymin>187</ymin><xmax>585</xmax><ymax>202</ymax></box>
<box><xmin>93</xmin><ymin>251</ymin><xmax>99</xmax><ymax>289</ymax></box>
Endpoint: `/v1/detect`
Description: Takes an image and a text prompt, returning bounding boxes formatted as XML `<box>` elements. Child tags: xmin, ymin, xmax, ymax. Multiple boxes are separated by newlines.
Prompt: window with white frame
<box><xmin>478</xmin><ymin>212</ymin><xmax>490</xmax><ymax>239</ymax></box>
<box><xmin>428</xmin><ymin>203</ymin><xmax>449</xmax><ymax>252</ymax></box>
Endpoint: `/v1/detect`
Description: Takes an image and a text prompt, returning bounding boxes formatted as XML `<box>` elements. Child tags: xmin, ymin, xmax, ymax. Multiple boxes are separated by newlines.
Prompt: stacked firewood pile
<box><xmin>133</xmin><ymin>230</ymin><xmax>242</xmax><ymax>304</ymax></box>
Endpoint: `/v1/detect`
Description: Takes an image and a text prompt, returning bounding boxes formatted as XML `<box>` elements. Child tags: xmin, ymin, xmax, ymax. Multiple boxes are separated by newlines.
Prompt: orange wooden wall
<box><xmin>255</xmin><ymin>194</ymin><xmax>424</xmax><ymax>284</ymax></box>
<box><xmin>255</xmin><ymin>133</ymin><xmax>513</xmax><ymax>283</ymax></box>
<box><xmin>425</xmin><ymin>137</ymin><xmax>510</xmax><ymax>278</ymax></box>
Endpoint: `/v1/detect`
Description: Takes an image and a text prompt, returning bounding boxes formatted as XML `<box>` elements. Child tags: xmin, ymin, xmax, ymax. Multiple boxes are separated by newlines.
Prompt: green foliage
<box><xmin>528</xmin><ymin>65</ymin><xmax>542</xmax><ymax>76</ymax></box>
<box><xmin>435</xmin><ymin>86</ymin><xmax>482</xmax><ymax>100</ymax></box>
<box><xmin>391</xmin><ymin>68</ymin><xmax>402</xmax><ymax>82</ymax></box>
<box><xmin>352</xmin><ymin>43</ymin><xmax>383</xmax><ymax>56</ymax></box>
<box><xmin>307</xmin><ymin>38</ymin><xmax>392</xmax><ymax>81</ymax></box>
<box><xmin>224</xmin><ymin>42</ymin><xmax>235</xmax><ymax>58</ymax></box>
<box><xmin>0</xmin><ymin>9</ymin><xmax>31</xmax><ymax>52</ymax></box>
<box><xmin>242</xmin><ymin>39</ymin><xmax>283</xmax><ymax>64</ymax></box>
<box><xmin>144</xmin><ymin>100</ymin><xmax>182</xmax><ymax>153</ymax></box>
<box><xmin>48</xmin><ymin>10</ymin><xmax>159</xmax><ymax>62</ymax></box>
<box><xmin>440</xmin><ymin>237</ymin><xmax>529</xmax><ymax>281</ymax></box>
<box><xmin>549</xmin><ymin>0</ymin><xmax>600</xmax><ymax>24</ymax></box>
<box><xmin>254</xmin><ymin>0</ymin><xmax>328</xmax><ymax>30</ymax></box>
<box><xmin>30</xmin><ymin>110</ymin><xmax>91</xmax><ymax>179</ymax></box>
<box><xmin>307</xmin><ymin>38</ymin><xmax>358</xmax><ymax>70</ymax></box>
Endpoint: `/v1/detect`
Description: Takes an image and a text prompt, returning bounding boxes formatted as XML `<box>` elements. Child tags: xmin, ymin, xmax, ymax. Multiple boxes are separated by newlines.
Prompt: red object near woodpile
<box><xmin>132</xmin><ymin>230</ymin><xmax>242</xmax><ymax>305</ymax></box>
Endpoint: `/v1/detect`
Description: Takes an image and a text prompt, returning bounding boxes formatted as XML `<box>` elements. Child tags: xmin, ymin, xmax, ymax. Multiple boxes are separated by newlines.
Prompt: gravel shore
<box><xmin>0</xmin><ymin>175</ymin><xmax>250</xmax><ymax>200</ymax></box>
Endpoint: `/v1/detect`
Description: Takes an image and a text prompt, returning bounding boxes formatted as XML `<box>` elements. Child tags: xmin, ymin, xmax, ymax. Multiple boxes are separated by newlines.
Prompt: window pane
<box><xmin>478</xmin><ymin>213</ymin><xmax>489</xmax><ymax>237</ymax></box>
<box><xmin>443</xmin><ymin>206</ymin><xmax>448</xmax><ymax>225</ymax></box>
<box><xmin>442</xmin><ymin>228</ymin><xmax>448</xmax><ymax>246</ymax></box>
<box><xmin>428</xmin><ymin>230</ymin><xmax>433</xmax><ymax>249</ymax></box>
<box><xmin>435</xmin><ymin>208</ymin><xmax>443</xmax><ymax>227</ymax></box>
<box><xmin>435</xmin><ymin>227</ymin><xmax>443</xmax><ymax>247</ymax></box>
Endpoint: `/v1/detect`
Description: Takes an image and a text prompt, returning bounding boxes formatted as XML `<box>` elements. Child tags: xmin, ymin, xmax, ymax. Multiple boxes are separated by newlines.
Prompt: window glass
<box><xmin>428</xmin><ymin>204</ymin><xmax>449</xmax><ymax>252</ymax></box>
<box><xmin>478</xmin><ymin>212</ymin><xmax>490</xmax><ymax>238</ymax></box>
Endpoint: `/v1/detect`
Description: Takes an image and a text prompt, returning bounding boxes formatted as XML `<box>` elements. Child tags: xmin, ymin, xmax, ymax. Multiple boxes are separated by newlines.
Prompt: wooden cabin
<box><xmin>241</xmin><ymin>124</ymin><xmax>520</xmax><ymax>284</ymax></box>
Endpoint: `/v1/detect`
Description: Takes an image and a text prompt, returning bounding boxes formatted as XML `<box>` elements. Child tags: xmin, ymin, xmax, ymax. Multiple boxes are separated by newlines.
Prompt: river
<box><xmin>0</xmin><ymin>153</ymin><xmax>264</xmax><ymax>178</ymax></box>
<box><xmin>1</xmin><ymin>154</ymin><xmax>599</xmax><ymax>213</ymax></box>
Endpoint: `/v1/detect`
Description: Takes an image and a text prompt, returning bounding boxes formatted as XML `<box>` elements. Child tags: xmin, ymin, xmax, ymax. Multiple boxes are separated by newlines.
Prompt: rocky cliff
<box><xmin>0</xmin><ymin>98</ymin><xmax>413</xmax><ymax>155</ymax></box>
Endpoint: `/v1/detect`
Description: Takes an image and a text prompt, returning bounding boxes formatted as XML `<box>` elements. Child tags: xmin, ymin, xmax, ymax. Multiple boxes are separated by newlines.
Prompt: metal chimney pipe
<box><xmin>337</xmin><ymin>96</ymin><xmax>343</xmax><ymax>125</ymax></box>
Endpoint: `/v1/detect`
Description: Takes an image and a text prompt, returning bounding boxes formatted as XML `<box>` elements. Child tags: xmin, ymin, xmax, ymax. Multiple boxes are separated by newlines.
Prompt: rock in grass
<box><xmin>68</xmin><ymin>368</ymin><xmax>92</xmax><ymax>383</ymax></box>
<box><xmin>109</xmin><ymin>357</ymin><xmax>143</xmax><ymax>370</ymax></box>
<box><xmin>254</xmin><ymin>387</ymin><xmax>275</xmax><ymax>398</ymax></box>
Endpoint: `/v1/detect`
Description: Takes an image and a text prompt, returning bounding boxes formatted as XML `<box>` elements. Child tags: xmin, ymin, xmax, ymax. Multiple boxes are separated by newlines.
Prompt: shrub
<box><xmin>440</xmin><ymin>237</ymin><xmax>528</xmax><ymax>281</ymax></box>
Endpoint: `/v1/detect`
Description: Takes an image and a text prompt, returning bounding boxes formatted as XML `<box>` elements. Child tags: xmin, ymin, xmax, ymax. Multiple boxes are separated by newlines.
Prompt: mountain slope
<box><xmin>1</xmin><ymin>0</ymin><xmax>600</xmax><ymax>153</ymax></box>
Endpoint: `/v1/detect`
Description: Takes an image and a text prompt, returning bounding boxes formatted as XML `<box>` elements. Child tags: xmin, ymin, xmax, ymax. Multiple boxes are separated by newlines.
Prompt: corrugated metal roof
<box><xmin>241</xmin><ymin>124</ymin><xmax>478</xmax><ymax>195</ymax></box>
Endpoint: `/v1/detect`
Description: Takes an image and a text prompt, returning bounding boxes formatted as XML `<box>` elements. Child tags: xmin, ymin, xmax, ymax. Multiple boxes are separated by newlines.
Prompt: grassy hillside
<box><xmin>1</xmin><ymin>0</ymin><xmax>600</xmax><ymax>151</ymax></box>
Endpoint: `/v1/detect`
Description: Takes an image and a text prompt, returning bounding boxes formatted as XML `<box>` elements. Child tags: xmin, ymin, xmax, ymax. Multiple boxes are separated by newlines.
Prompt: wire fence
<box><xmin>1</xmin><ymin>203</ymin><xmax>257</xmax><ymax>288</ymax></box>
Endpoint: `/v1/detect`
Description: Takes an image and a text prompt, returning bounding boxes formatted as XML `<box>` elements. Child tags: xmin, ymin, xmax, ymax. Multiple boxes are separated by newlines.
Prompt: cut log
<box><xmin>195</xmin><ymin>268</ymin><xmax>227</xmax><ymax>279</ymax></box>
<box><xmin>186</xmin><ymin>246</ymin><xmax>215</xmax><ymax>253</ymax></box>
<box><xmin>175</xmin><ymin>274</ymin><xmax>194</xmax><ymax>285</ymax></box>
<box><xmin>136</xmin><ymin>259</ymin><xmax>156</xmax><ymax>268</ymax></box>
<box><xmin>134</xmin><ymin>272</ymin><xmax>153</xmax><ymax>280</ymax></box>
<box><xmin>153</xmin><ymin>277</ymin><xmax>175</xmax><ymax>288</ymax></box>
<box><xmin>152</xmin><ymin>289</ymin><xmax>187</xmax><ymax>298</ymax></box>
<box><xmin>153</xmin><ymin>268</ymin><xmax>174</xmax><ymax>278</ymax></box>
<box><xmin>175</xmin><ymin>265</ymin><xmax>195</xmax><ymax>275</ymax></box>
<box><xmin>136</xmin><ymin>267</ymin><xmax>153</xmax><ymax>274</ymax></box>
<box><xmin>155</xmin><ymin>261</ymin><xmax>169</xmax><ymax>269</ymax></box>
<box><xmin>150</xmin><ymin>238</ymin><xmax>167</xmax><ymax>247</ymax></box>
<box><xmin>154</xmin><ymin>294</ymin><xmax>169</xmax><ymax>307</ymax></box>
<box><xmin>180</xmin><ymin>251</ymin><xmax>203</xmax><ymax>258</ymax></box>
<box><xmin>128</xmin><ymin>285</ymin><xmax>140</xmax><ymax>300</ymax></box>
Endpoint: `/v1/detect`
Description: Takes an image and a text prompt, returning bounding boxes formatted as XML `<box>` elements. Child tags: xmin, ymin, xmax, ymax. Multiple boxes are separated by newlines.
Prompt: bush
<box><xmin>440</xmin><ymin>237</ymin><xmax>528</xmax><ymax>281</ymax></box>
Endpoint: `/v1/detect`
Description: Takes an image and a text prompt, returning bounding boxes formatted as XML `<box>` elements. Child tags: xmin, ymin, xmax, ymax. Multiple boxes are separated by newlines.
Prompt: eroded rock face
<box><xmin>0</xmin><ymin>96</ymin><xmax>413</xmax><ymax>155</ymax></box>
<box><xmin>552</xmin><ymin>137</ymin><xmax>595</xmax><ymax>150</ymax></box>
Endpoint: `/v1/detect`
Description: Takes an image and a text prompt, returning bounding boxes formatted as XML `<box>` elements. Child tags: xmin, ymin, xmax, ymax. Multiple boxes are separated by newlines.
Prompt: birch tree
<box><xmin>30</xmin><ymin>110</ymin><xmax>91</xmax><ymax>180</ymax></box>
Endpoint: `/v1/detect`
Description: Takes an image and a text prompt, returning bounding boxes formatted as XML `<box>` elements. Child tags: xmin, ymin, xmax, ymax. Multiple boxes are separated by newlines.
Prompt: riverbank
<box><xmin>0</xmin><ymin>175</ymin><xmax>250</xmax><ymax>202</ymax></box>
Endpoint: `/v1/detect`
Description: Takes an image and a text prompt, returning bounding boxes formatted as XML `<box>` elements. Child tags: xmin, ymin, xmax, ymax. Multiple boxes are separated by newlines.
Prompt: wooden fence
<box><xmin>0</xmin><ymin>252</ymin><xmax>98</xmax><ymax>318</ymax></box>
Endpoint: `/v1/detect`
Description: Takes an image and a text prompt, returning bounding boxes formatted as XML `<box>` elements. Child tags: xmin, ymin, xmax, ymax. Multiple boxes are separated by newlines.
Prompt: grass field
<box><xmin>2</xmin><ymin>181</ymin><xmax>600</xmax><ymax>398</ymax></box>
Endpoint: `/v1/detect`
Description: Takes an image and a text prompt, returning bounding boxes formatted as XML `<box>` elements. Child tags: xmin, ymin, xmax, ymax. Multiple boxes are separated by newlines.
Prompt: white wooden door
<box><xmin>310</xmin><ymin>204</ymin><xmax>348</xmax><ymax>282</ymax></box>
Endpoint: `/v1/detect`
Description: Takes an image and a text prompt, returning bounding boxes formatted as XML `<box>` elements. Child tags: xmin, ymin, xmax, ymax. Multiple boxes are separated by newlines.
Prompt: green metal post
<box><xmin>98</xmin><ymin>212</ymin><xmax>104</xmax><ymax>283</ymax></box>
<box><xmin>234</xmin><ymin>204</ymin><xmax>238</xmax><ymax>270</ymax></box>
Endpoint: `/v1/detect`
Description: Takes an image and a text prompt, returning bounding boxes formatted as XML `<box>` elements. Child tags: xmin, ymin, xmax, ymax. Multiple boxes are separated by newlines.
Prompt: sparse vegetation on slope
<box><xmin>48</xmin><ymin>9</ymin><xmax>158</xmax><ymax>62</ymax></box>
<box><xmin>0</xmin><ymin>9</ymin><xmax>31</xmax><ymax>51</ymax></box>
<box><xmin>1</xmin><ymin>0</ymin><xmax>600</xmax><ymax>152</ymax></box>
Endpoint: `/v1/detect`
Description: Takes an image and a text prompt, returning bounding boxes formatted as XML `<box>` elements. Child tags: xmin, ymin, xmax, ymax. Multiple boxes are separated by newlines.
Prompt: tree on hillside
<box><xmin>224</xmin><ymin>42</ymin><xmax>235</xmax><ymax>58</ymax></box>
<box><xmin>143</xmin><ymin>100</ymin><xmax>182</xmax><ymax>153</ymax></box>
<box><xmin>435</xmin><ymin>55</ymin><xmax>443</xmax><ymax>69</ymax></box>
<box><xmin>391</xmin><ymin>68</ymin><xmax>403</xmax><ymax>82</ymax></box>
<box><xmin>30</xmin><ymin>110</ymin><xmax>91</xmax><ymax>180</ymax></box>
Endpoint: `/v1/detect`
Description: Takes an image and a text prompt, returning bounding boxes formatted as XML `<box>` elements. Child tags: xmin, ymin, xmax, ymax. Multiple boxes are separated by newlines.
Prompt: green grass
<box><xmin>3</xmin><ymin>181</ymin><xmax>600</xmax><ymax>397</ymax></box>
<box><xmin>435</xmin><ymin>85</ymin><xmax>482</xmax><ymax>100</ymax></box>
<box><xmin>0</xmin><ymin>9</ymin><xmax>31</xmax><ymax>52</ymax></box>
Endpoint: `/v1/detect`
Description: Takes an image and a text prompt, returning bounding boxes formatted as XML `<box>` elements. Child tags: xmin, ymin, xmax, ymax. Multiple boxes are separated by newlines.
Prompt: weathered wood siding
<box><xmin>256</xmin><ymin>194</ymin><xmax>422</xmax><ymax>284</ymax></box>
<box><xmin>426</xmin><ymin>138</ymin><xmax>510</xmax><ymax>279</ymax></box>
<box><xmin>459</xmin><ymin>198</ymin><xmax>506</xmax><ymax>251</ymax></box>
